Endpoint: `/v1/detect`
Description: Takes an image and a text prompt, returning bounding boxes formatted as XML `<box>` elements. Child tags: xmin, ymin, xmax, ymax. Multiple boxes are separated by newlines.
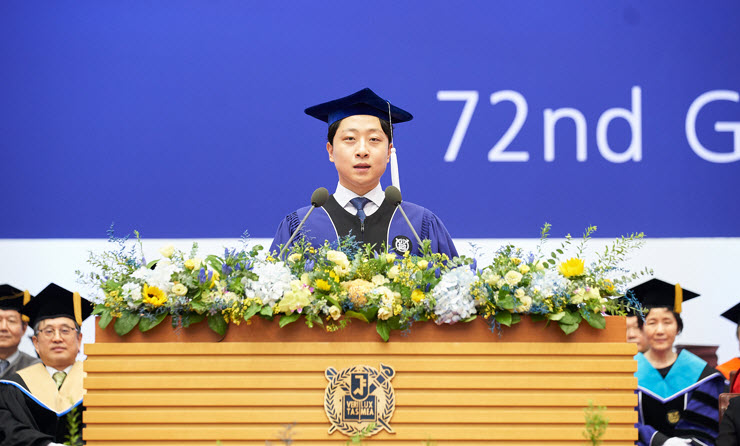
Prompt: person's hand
<box><xmin>663</xmin><ymin>438</ymin><xmax>692</xmax><ymax>446</ymax></box>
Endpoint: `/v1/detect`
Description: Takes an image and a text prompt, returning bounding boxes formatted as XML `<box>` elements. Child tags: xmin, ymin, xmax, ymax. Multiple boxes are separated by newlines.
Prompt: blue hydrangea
<box><xmin>433</xmin><ymin>266</ymin><xmax>478</xmax><ymax>324</ymax></box>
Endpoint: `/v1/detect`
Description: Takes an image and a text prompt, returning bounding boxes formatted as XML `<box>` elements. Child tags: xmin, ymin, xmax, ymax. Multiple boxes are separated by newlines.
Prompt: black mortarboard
<box><xmin>304</xmin><ymin>88</ymin><xmax>413</xmax><ymax>126</ymax></box>
<box><xmin>0</xmin><ymin>284</ymin><xmax>33</xmax><ymax>321</ymax></box>
<box><xmin>628</xmin><ymin>278</ymin><xmax>699</xmax><ymax>314</ymax></box>
<box><xmin>24</xmin><ymin>283</ymin><xmax>93</xmax><ymax>327</ymax></box>
<box><xmin>721</xmin><ymin>302</ymin><xmax>740</xmax><ymax>325</ymax></box>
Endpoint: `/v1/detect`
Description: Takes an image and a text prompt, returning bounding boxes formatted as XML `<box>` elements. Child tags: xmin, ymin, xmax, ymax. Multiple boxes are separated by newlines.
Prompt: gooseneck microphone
<box><xmin>384</xmin><ymin>186</ymin><xmax>423</xmax><ymax>248</ymax></box>
<box><xmin>278</xmin><ymin>187</ymin><xmax>329</xmax><ymax>260</ymax></box>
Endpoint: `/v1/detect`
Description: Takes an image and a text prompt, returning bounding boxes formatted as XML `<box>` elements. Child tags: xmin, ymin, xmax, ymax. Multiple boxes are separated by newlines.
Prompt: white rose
<box><xmin>387</xmin><ymin>265</ymin><xmax>400</xmax><ymax>279</ymax></box>
<box><xmin>328</xmin><ymin>306</ymin><xmax>342</xmax><ymax>320</ymax></box>
<box><xmin>371</xmin><ymin>274</ymin><xmax>388</xmax><ymax>286</ymax></box>
<box><xmin>504</xmin><ymin>270</ymin><xmax>523</xmax><ymax>287</ymax></box>
<box><xmin>326</xmin><ymin>250</ymin><xmax>348</xmax><ymax>265</ymax></box>
<box><xmin>515</xmin><ymin>295</ymin><xmax>533</xmax><ymax>313</ymax></box>
<box><xmin>378</xmin><ymin>307</ymin><xmax>393</xmax><ymax>320</ymax></box>
<box><xmin>515</xmin><ymin>288</ymin><xmax>526</xmax><ymax>298</ymax></box>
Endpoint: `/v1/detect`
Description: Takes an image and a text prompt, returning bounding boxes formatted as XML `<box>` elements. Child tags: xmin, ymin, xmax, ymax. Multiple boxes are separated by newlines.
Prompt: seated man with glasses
<box><xmin>0</xmin><ymin>283</ymin><xmax>92</xmax><ymax>446</ymax></box>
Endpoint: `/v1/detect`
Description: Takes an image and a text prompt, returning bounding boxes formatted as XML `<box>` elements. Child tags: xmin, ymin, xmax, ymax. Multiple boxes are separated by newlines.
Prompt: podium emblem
<box><xmin>324</xmin><ymin>363</ymin><xmax>396</xmax><ymax>437</ymax></box>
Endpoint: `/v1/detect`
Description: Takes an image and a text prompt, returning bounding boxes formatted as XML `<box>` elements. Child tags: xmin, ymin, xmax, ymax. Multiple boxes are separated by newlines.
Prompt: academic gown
<box><xmin>717</xmin><ymin>397</ymin><xmax>740</xmax><ymax>446</ymax></box>
<box><xmin>0</xmin><ymin>361</ymin><xmax>85</xmax><ymax>446</ymax></box>
<box><xmin>635</xmin><ymin>350</ymin><xmax>726</xmax><ymax>446</ymax></box>
<box><xmin>0</xmin><ymin>351</ymin><xmax>41</xmax><ymax>380</ymax></box>
<box><xmin>270</xmin><ymin>195</ymin><xmax>458</xmax><ymax>258</ymax></box>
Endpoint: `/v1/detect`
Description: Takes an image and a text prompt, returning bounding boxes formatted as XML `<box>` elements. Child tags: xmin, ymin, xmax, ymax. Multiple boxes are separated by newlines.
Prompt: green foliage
<box><xmin>64</xmin><ymin>405</ymin><xmax>82</xmax><ymax>445</ymax></box>
<box><xmin>583</xmin><ymin>400</ymin><xmax>609</xmax><ymax>446</ymax></box>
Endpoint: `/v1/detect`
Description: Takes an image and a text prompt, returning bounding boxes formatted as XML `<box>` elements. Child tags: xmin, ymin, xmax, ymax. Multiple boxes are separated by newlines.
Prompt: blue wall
<box><xmin>2</xmin><ymin>1</ymin><xmax>739</xmax><ymax>239</ymax></box>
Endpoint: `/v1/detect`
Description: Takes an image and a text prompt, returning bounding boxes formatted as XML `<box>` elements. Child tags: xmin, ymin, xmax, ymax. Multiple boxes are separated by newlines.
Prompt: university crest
<box><xmin>324</xmin><ymin>363</ymin><xmax>396</xmax><ymax>437</ymax></box>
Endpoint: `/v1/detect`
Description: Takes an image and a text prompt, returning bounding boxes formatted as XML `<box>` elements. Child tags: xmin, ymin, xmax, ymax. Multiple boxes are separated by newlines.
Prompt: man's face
<box><xmin>327</xmin><ymin>115</ymin><xmax>391</xmax><ymax>196</ymax></box>
<box><xmin>32</xmin><ymin>317</ymin><xmax>82</xmax><ymax>370</ymax></box>
<box><xmin>625</xmin><ymin>315</ymin><xmax>648</xmax><ymax>353</ymax></box>
<box><xmin>0</xmin><ymin>309</ymin><xmax>26</xmax><ymax>354</ymax></box>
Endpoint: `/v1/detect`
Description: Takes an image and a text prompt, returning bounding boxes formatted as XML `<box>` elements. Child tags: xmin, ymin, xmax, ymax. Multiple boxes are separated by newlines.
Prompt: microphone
<box><xmin>278</xmin><ymin>187</ymin><xmax>329</xmax><ymax>260</ymax></box>
<box><xmin>384</xmin><ymin>186</ymin><xmax>423</xmax><ymax>249</ymax></box>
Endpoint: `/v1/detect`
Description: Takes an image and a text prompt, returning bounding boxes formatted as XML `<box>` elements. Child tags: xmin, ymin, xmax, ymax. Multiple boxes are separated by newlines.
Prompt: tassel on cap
<box><xmin>21</xmin><ymin>290</ymin><xmax>31</xmax><ymax>322</ymax></box>
<box><xmin>390</xmin><ymin>147</ymin><xmax>400</xmax><ymax>191</ymax></box>
<box><xmin>73</xmin><ymin>291</ymin><xmax>83</xmax><ymax>326</ymax></box>
<box><xmin>674</xmin><ymin>283</ymin><xmax>683</xmax><ymax>314</ymax></box>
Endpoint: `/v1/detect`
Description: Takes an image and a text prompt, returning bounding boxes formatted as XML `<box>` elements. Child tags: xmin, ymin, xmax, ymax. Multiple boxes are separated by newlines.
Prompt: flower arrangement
<box><xmin>77</xmin><ymin>225</ymin><xmax>648</xmax><ymax>341</ymax></box>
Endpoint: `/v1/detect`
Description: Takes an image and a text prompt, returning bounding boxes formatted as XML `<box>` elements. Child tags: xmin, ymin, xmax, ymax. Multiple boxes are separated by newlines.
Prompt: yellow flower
<box><xmin>504</xmin><ymin>270</ymin><xmax>523</xmax><ymax>286</ymax></box>
<box><xmin>171</xmin><ymin>283</ymin><xmax>188</xmax><ymax>296</ymax></box>
<box><xmin>518</xmin><ymin>264</ymin><xmax>530</xmax><ymax>274</ymax></box>
<box><xmin>411</xmin><ymin>289</ymin><xmax>425</xmax><ymax>303</ymax></box>
<box><xmin>602</xmin><ymin>279</ymin><xmax>616</xmax><ymax>293</ymax></box>
<box><xmin>288</xmin><ymin>253</ymin><xmax>302</xmax><ymax>263</ymax></box>
<box><xmin>385</xmin><ymin>253</ymin><xmax>396</xmax><ymax>263</ymax></box>
<box><xmin>184</xmin><ymin>258</ymin><xmax>202</xmax><ymax>270</ymax></box>
<box><xmin>315</xmin><ymin>279</ymin><xmax>332</xmax><ymax>292</ymax></box>
<box><xmin>417</xmin><ymin>260</ymin><xmax>429</xmax><ymax>270</ymax></box>
<box><xmin>210</xmin><ymin>270</ymin><xmax>220</xmax><ymax>287</ymax></box>
<box><xmin>511</xmin><ymin>257</ymin><xmax>522</xmax><ymax>265</ymax></box>
<box><xmin>328</xmin><ymin>305</ymin><xmax>342</xmax><ymax>320</ymax></box>
<box><xmin>108</xmin><ymin>290</ymin><xmax>120</xmax><ymax>298</ymax></box>
<box><xmin>342</xmin><ymin>279</ymin><xmax>373</xmax><ymax>307</ymax></box>
<box><xmin>558</xmin><ymin>258</ymin><xmax>584</xmax><ymax>278</ymax></box>
<box><xmin>142</xmin><ymin>284</ymin><xmax>167</xmax><ymax>307</ymax></box>
<box><xmin>387</xmin><ymin>265</ymin><xmax>400</xmax><ymax>279</ymax></box>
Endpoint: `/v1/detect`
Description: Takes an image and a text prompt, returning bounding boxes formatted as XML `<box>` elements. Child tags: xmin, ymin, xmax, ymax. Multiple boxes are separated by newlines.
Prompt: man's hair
<box><xmin>327</xmin><ymin>117</ymin><xmax>393</xmax><ymax>145</ymax></box>
<box><xmin>33</xmin><ymin>319</ymin><xmax>81</xmax><ymax>336</ymax></box>
<box><xmin>636</xmin><ymin>307</ymin><xmax>684</xmax><ymax>334</ymax></box>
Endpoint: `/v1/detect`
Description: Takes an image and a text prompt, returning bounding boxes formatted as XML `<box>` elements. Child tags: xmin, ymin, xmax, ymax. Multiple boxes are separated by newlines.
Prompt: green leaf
<box><xmin>529</xmin><ymin>313</ymin><xmax>547</xmax><ymax>322</ymax></box>
<box><xmin>559</xmin><ymin>310</ymin><xmax>582</xmax><ymax>325</ymax></box>
<box><xmin>182</xmin><ymin>313</ymin><xmax>205</xmax><ymax>328</ymax></box>
<box><xmin>345</xmin><ymin>311</ymin><xmax>369</xmax><ymax>323</ymax></box>
<box><xmin>376</xmin><ymin>320</ymin><xmax>390</xmax><ymax>342</ymax></box>
<box><xmin>498</xmin><ymin>295</ymin><xmax>515</xmax><ymax>310</ymax></box>
<box><xmin>510</xmin><ymin>313</ymin><xmax>522</xmax><ymax>325</ymax></box>
<box><xmin>548</xmin><ymin>259</ymin><xmax>556</xmax><ymax>265</ymax></box>
<box><xmin>547</xmin><ymin>311</ymin><xmax>565</xmax><ymax>321</ymax></box>
<box><xmin>138</xmin><ymin>312</ymin><xmax>167</xmax><ymax>332</ymax></box>
<box><xmin>388</xmin><ymin>316</ymin><xmax>406</xmax><ymax>331</ymax></box>
<box><xmin>190</xmin><ymin>300</ymin><xmax>208</xmax><ymax>313</ymax></box>
<box><xmin>558</xmin><ymin>321</ymin><xmax>579</xmax><ymax>335</ymax></box>
<box><xmin>495</xmin><ymin>311</ymin><xmax>512</xmax><ymax>326</ymax></box>
<box><xmin>92</xmin><ymin>305</ymin><xmax>105</xmax><ymax>316</ymax></box>
<box><xmin>146</xmin><ymin>259</ymin><xmax>159</xmax><ymax>269</ymax></box>
<box><xmin>584</xmin><ymin>311</ymin><xmax>606</xmax><ymax>330</ymax></box>
<box><xmin>98</xmin><ymin>309</ymin><xmax>113</xmax><ymax>329</ymax></box>
<box><xmin>243</xmin><ymin>304</ymin><xmax>260</xmax><ymax>321</ymax></box>
<box><xmin>556</xmin><ymin>249</ymin><xmax>564</xmax><ymax>254</ymax></box>
<box><xmin>207</xmin><ymin>314</ymin><xmax>229</xmax><ymax>335</ymax></box>
<box><xmin>278</xmin><ymin>313</ymin><xmax>301</xmax><ymax>328</ymax></box>
<box><xmin>259</xmin><ymin>306</ymin><xmax>274</xmax><ymax>318</ymax></box>
<box><xmin>114</xmin><ymin>312</ymin><xmax>141</xmax><ymax>336</ymax></box>
<box><xmin>461</xmin><ymin>314</ymin><xmax>478</xmax><ymax>323</ymax></box>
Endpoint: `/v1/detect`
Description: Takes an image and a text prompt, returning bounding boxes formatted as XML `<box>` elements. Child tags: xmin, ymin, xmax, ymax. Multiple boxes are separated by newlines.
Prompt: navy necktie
<box><xmin>350</xmin><ymin>197</ymin><xmax>371</xmax><ymax>222</ymax></box>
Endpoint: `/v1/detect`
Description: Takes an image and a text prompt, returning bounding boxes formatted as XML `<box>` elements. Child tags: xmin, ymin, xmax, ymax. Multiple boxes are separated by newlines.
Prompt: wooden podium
<box><xmin>83</xmin><ymin>316</ymin><xmax>638</xmax><ymax>445</ymax></box>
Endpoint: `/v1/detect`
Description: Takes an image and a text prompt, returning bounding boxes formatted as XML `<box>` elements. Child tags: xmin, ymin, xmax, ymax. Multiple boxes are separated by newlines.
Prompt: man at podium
<box><xmin>270</xmin><ymin>88</ymin><xmax>457</xmax><ymax>258</ymax></box>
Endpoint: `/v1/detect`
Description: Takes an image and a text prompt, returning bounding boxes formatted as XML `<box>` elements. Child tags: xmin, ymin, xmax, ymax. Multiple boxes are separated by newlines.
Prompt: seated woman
<box><xmin>631</xmin><ymin>279</ymin><xmax>726</xmax><ymax>446</ymax></box>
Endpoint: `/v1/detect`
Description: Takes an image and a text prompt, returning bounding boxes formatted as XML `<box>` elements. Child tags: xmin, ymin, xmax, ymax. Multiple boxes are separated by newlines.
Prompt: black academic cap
<box><xmin>304</xmin><ymin>88</ymin><xmax>414</xmax><ymax>126</ymax></box>
<box><xmin>628</xmin><ymin>278</ymin><xmax>699</xmax><ymax>314</ymax></box>
<box><xmin>721</xmin><ymin>303</ymin><xmax>740</xmax><ymax>325</ymax></box>
<box><xmin>24</xmin><ymin>283</ymin><xmax>93</xmax><ymax>327</ymax></box>
<box><xmin>0</xmin><ymin>284</ymin><xmax>32</xmax><ymax>313</ymax></box>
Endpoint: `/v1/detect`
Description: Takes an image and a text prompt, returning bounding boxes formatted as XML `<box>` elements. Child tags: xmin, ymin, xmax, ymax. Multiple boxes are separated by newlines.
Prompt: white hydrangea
<box><xmin>242</xmin><ymin>261</ymin><xmax>292</xmax><ymax>307</ymax></box>
<box><xmin>130</xmin><ymin>258</ymin><xmax>181</xmax><ymax>293</ymax></box>
<box><xmin>433</xmin><ymin>266</ymin><xmax>478</xmax><ymax>324</ymax></box>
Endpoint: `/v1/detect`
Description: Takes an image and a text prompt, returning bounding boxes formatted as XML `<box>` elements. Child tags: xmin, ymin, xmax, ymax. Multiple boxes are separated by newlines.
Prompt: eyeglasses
<box><xmin>36</xmin><ymin>326</ymin><xmax>78</xmax><ymax>339</ymax></box>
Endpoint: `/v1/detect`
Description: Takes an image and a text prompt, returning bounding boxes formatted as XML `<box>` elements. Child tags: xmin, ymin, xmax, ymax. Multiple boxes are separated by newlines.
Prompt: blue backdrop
<box><xmin>2</xmin><ymin>1</ymin><xmax>739</xmax><ymax>239</ymax></box>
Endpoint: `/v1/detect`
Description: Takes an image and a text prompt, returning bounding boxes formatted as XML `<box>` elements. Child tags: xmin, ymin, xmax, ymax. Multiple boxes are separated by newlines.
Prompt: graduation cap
<box><xmin>304</xmin><ymin>88</ymin><xmax>414</xmax><ymax>190</ymax></box>
<box><xmin>721</xmin><ymin>302</ymin><xmax>740</xmax><ymax>325</ymax></box>
<box><xmin>0</xmin><ymin>284</ymin><xmax>33</xmax><ymax>322</ymax></box>
<box><xmin>24</xmin><ymin>283</ymin><xmax>93</xmax><ymax>327</ymax></box>
<box><xmin>628</xmin><ymin>278</ymin><xmax>699</xmax><ymax>314</ymax></box>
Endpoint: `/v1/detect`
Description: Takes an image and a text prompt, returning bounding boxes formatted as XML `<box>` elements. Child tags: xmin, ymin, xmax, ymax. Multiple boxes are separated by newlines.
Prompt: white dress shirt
<box><xmin>333</xmin><ymin>183</ymin><xmax>385</xmax><ymax>217</ymax></box>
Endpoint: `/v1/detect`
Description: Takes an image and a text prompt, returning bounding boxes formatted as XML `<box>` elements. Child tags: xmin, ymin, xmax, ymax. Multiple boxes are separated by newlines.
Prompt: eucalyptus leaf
<box><xmin>138</xmin><ymin>312</ymin><xmax>167</xmax><ymax>332</ymax></box>
<box><xmin>114</xmin><ymin>312</ymin><xmax>141</xmax><ymax>336</ymax></box>
<box><xmin>559</xmin><ymin>311</ymin><xmax>582</xmax><ymax>325</ymax></box>
<box><xmin>511</xmin><ymin>314</ymin><xmax>522</xmax><ymax>325</ymax></box>
<box><xmin>259</xmin><ymin>306</ymin><xmax>274</xmax><ymax>318</ymax></box>
<box><xmin>547</xmin><ymin>311</ymin><xmax>565</xmax><ymax>321</ymax></box>
<box><xmin>243</xmin><ymin>304</ymin><xmax>260</xmax><ymax>321</ymax></box>
<box><xmin>182</xmin><ymin>313</ymin><xmax>206</xmax><ymax>328</ymax></box>
<box><xmin>498</xmin><ymin>295</ymin><xmax>515</xmax><ymax>311</ymax></box>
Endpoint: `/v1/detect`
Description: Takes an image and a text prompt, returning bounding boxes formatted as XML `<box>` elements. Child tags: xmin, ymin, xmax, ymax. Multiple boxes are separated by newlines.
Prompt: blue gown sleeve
<box><xmin>421</xmin><ymin>210</ymin><xmax>458</xmax><ymax>258</ymax></box>
<box><xmin>268</xmin><ymin>212</ymin><xmax>300</xmax><ymax>255</ymax></box>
